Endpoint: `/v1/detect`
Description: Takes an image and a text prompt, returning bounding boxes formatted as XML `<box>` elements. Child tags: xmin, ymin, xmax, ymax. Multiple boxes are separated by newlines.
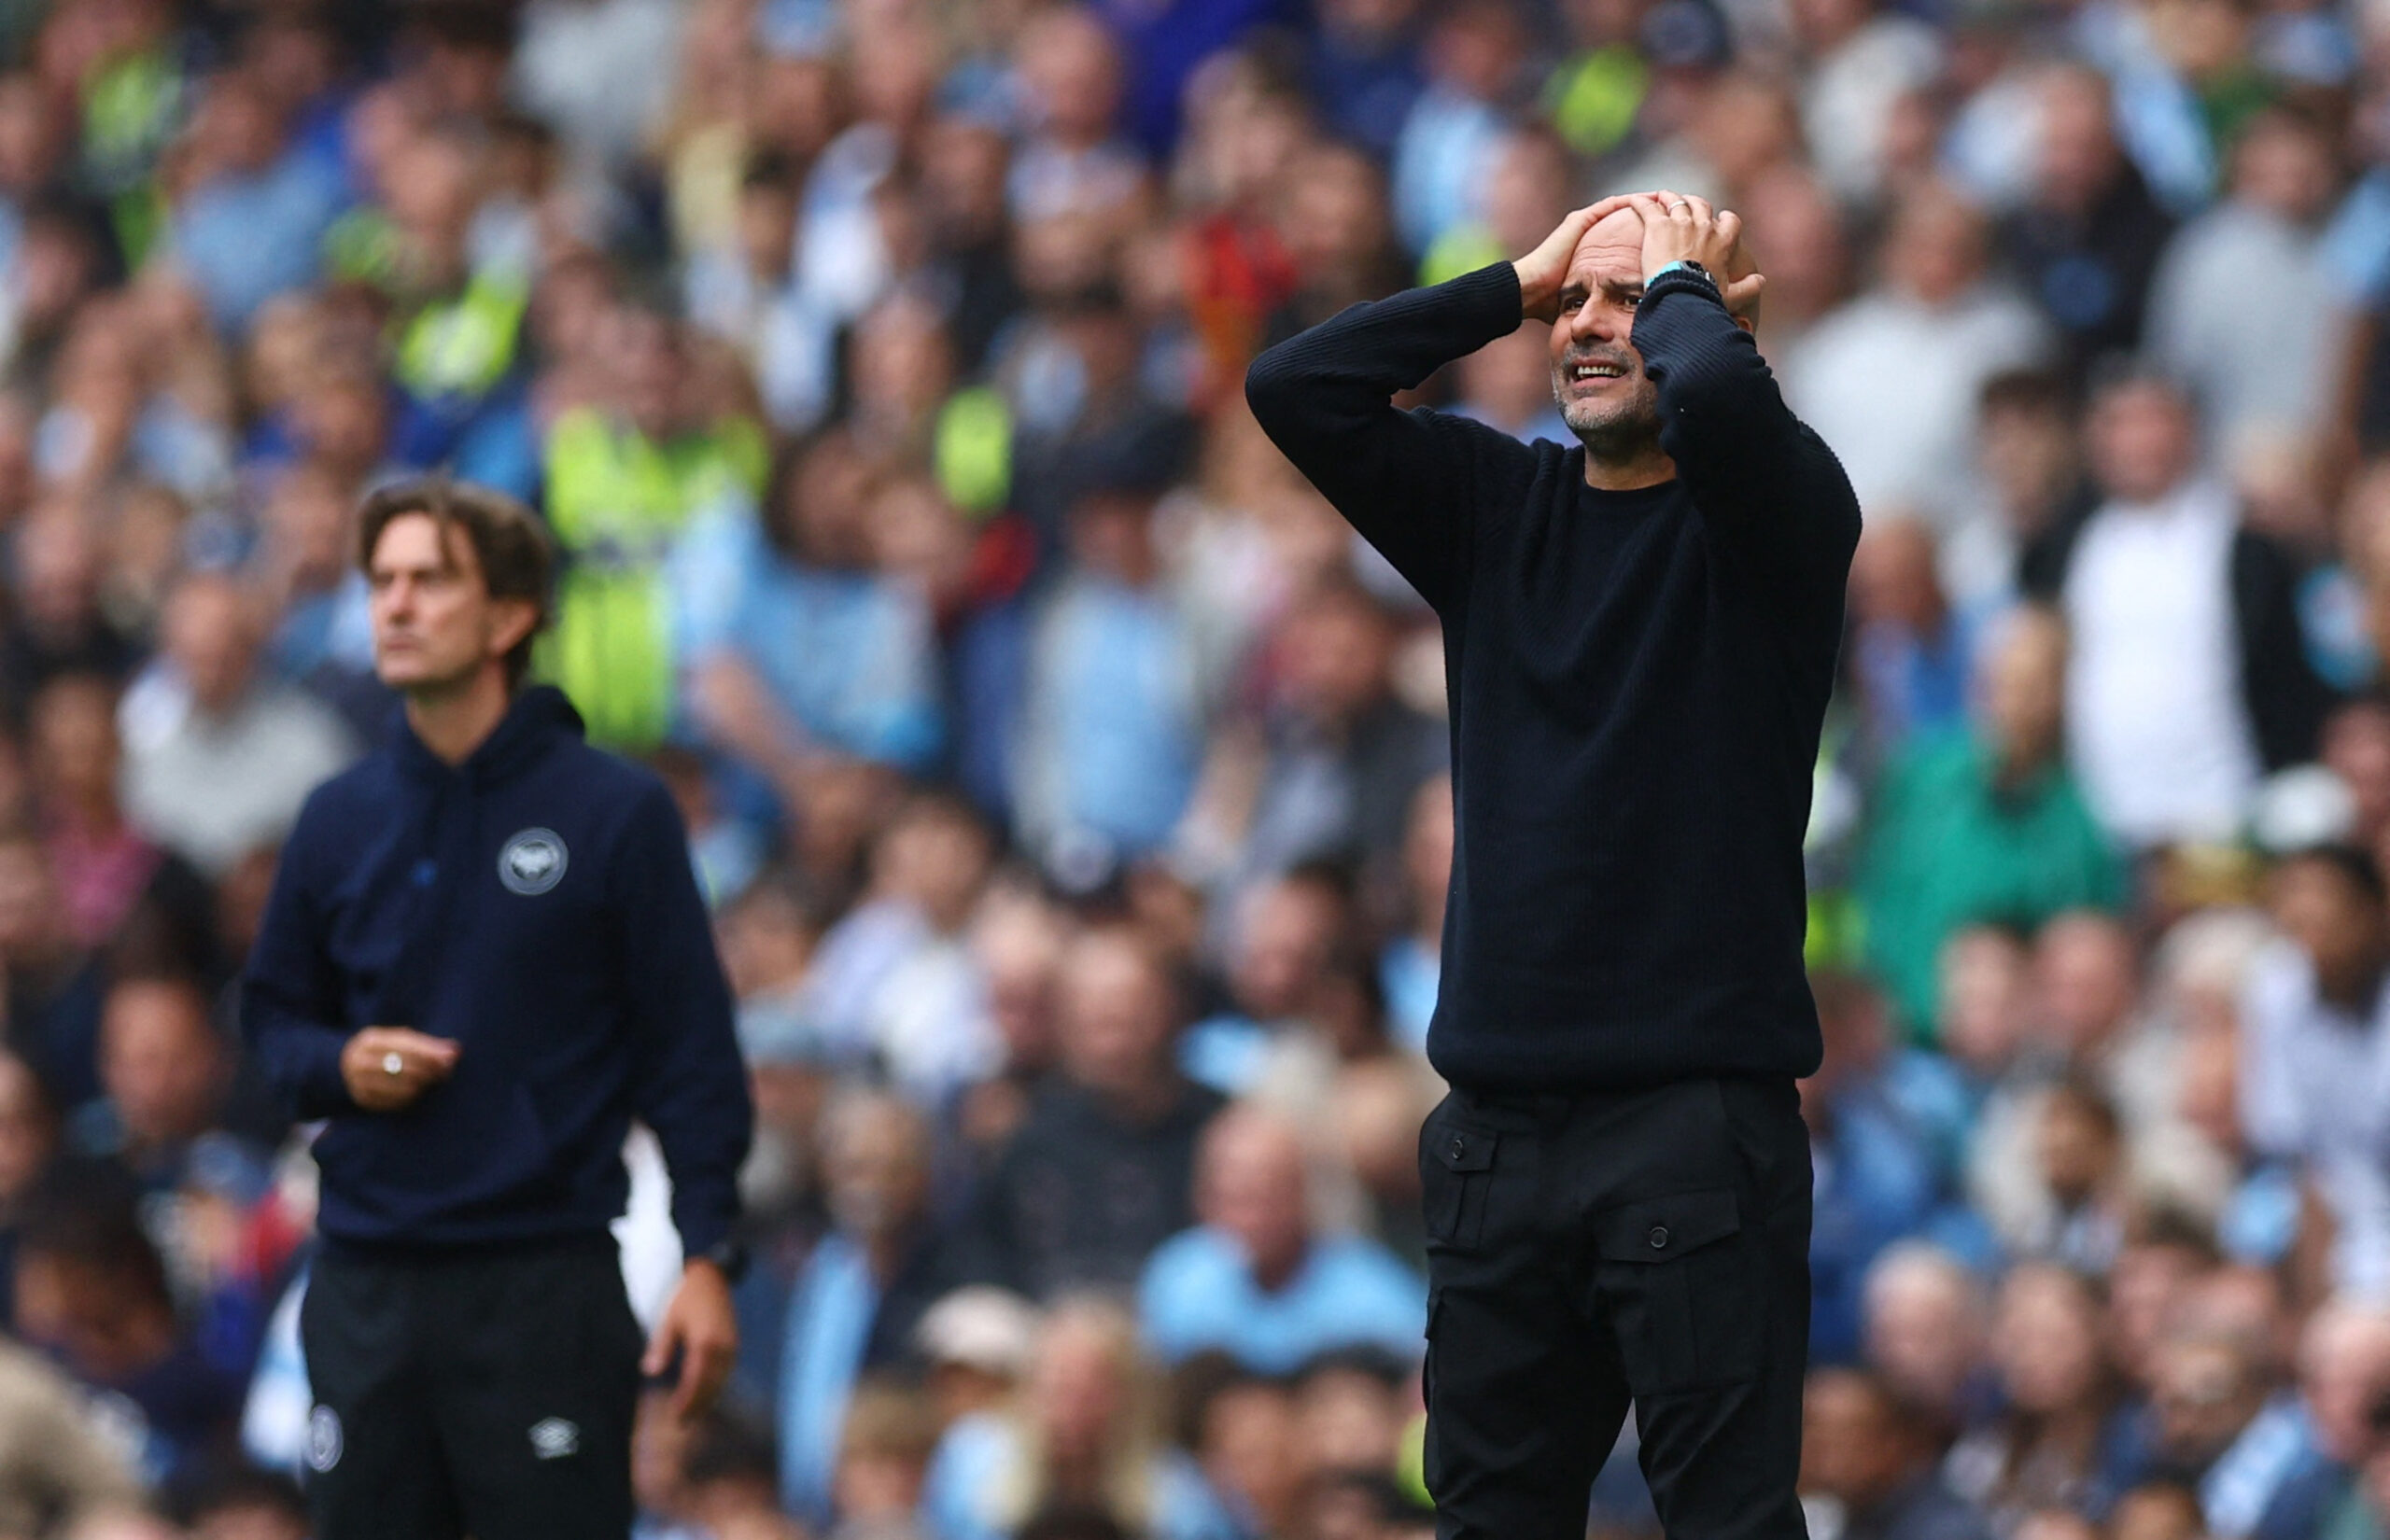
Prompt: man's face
<box><xmin>1055</xmin><ymin>936</ymin><xmax>1169</xmax><ymax>1098</ymax></box>
<box><xmin>2152</xmin><ymin>1341</ymin><xmax>2259</xmax><ymax>1463</ymax></box>
<box><xmin>368</xmin><ymin>512</ymin><xmax>529</xmax><ymax>695</ymax></box>
<box><xmin>1548</xmin><ymin>210</ymin><xmax>1661</xmax><ymax>455</ymax></box>
<box><xmin>101</xmin><ymin>983</ymin><xmax>221</xmax><ymax>1149</ymax></box>
<box><xmin>164</xmin><ymin>578</ymin><xmax>259</xmax><ymax>717</ymax></box>
<box><xmin>822</xmin><ymin>1104</ymin><xmax>930</xmax><ymax>1240</ymax></box>
<box><xmin>1800</xmin><ymin>1374</ymin><xmax>1911</xmax><ymax>1506</ymax></box>
<box><xmin>2088</xmin><ymin>383</ymin><xmax>2196</xmax><ymax>504</ymax></box>
<box><xmin>2271</xmin><ymin>858</ymin><xmax>2387</xmax><ymax>994</ymax></box>
<box><xmin>1199</xmin><ymin>1119</ymin><xmax>1312</xmax><ymax>1277</ymax></box>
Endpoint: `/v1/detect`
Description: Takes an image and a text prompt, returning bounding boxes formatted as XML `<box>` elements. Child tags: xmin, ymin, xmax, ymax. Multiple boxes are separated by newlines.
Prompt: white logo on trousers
<box><xmin>529</xmin><ymin>1417</ymin><xmax>580</xmax><ymax>1460</ymax></box>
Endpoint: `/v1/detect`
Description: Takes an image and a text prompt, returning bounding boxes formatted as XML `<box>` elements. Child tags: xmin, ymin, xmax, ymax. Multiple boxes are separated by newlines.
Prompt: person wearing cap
<box><xmin>1247</xmin><ymin>192</ymin><xmax>1859</xmax><ymax>1538</ymax></box>
<box><xmin>239</xmin><ymin>479</ymin><xmax>753</xmax><ymax>1540</ymax></box>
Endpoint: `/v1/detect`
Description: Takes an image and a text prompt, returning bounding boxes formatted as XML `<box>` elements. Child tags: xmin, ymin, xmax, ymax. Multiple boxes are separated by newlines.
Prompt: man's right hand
<box><xmin>1513</xmin><ymin>196</ymin><xmax>1639</xmax><ymax>324</ymax></box>
<box><xmin>341</xmin><ymin>1027</ymin><xmax>461</xmax><ymax>1111</ymax></box>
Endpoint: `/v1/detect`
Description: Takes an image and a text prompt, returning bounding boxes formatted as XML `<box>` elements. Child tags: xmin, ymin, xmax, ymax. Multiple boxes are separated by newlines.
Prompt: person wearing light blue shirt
<box><xmin>674</xmin><ymin>456</ymin><xmax>945</xmax><ymax>775</ymax></box>
<box><xmin>1011</xmin><ymin>456</ymin><xmax>1206</xmax><ymax>875</ymax></box>
<box><xmin>1139</xmin><ymin>1104</ymin><xmax>1424</xmax><ymax>1374</ymax></box>
<box><xmin>778</xmin><ymin>1092</ymin><xmax>956</xmax><ymax>1527</ymax></box>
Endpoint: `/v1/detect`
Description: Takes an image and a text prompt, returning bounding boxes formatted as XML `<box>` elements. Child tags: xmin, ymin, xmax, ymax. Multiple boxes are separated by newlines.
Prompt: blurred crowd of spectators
<box><xmin>0</xmin><ymin>0</ymin><xmax>2381</xmax><ymax>1535</ymax></box>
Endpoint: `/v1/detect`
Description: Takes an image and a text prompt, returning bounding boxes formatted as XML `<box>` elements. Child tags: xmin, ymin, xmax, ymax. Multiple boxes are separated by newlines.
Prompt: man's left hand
<box><xmin>644</xmin><ymin>1257</ymin><xmax>739</xmax><ymax>1422</ymax></box>
<box><xmin>1628</xmin><ymin>192</ymin><xmax>1764</xmax><ymax>317</ymax></box>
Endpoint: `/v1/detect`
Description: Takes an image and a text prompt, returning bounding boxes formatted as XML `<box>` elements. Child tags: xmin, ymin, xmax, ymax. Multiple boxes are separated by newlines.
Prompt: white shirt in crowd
<box><xmin>2144</xmin><ymin>203</ymin><xmax>2334</xmax><ymax>449</ymax></box>
<box><xmin>2061</xmin><ymin>477</ymin><xmax>2262</xmax><ymax>848</ymax></box>
<box><xmin>1781</xmin><ymin>284</ymin><xmax>2051</xmax><ymax>525</ymax></box>
<box><xmin>120</xmin><ymin>680</ymin><xmax>358</xmax><ymax>878</ymax></box>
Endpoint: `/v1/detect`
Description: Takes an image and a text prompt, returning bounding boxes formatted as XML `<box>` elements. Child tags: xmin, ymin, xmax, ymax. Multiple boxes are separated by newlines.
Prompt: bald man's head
<box><xmin>1571</xmin><ymin>205</ymin><xmax>1761</xmax><ymax>325</ymax></box>
<box><xmin>1548</xmin><ymin>200</ymin><xmax>1762</xmax><ymax>467</ymax></box>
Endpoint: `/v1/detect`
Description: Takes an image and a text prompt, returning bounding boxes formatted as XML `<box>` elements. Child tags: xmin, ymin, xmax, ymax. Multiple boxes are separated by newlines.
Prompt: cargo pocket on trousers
<box><xmin>1591</xmin><ymin>1187</ymin><xmax>1763</xmax><ymax>1395</ymax></box>
<box><xmin>1420</xmin><ymin>1117</ymin><xmax>1497</xmax><ymax>1251</ymax></box>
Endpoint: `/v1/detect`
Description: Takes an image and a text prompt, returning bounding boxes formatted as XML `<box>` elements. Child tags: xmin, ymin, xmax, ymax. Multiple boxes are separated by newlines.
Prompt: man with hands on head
<box><xmin>1247</xmin><ymin>194</ymin><xmax>1860</xmax><ymax>1539</ymax></box>
<box><xmin>242</xmin><ymin>479</ymin><xmax>754</xmax><ymax>1540</ymax></box>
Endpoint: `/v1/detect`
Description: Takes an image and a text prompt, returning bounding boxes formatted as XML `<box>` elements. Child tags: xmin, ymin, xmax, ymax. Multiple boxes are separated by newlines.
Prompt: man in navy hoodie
<box><xmin>241</xmin><ymin>479</ymin><xmax>752</xmax><ymax>1539</ymax></box>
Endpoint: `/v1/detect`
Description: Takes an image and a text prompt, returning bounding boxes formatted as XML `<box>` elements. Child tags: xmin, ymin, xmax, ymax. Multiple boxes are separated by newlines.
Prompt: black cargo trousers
<box><xmin>1418</xmin><ymin>1075</ymin><xmax>1813</xmax><ymax>1540</ymax></box>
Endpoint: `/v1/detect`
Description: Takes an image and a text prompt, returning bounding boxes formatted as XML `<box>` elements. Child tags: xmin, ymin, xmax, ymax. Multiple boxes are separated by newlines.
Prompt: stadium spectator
<box><xmin>120</xmin><ymin>571</ymin><xmax>356</xmax><ymax>879</ymax></box>
<box><xmin>1806</xmin><ymin>972</ymin><xmax>1975</xmax><ymax>1363</ymax></box>
<box><xmin>1859</xmin><ymin>606</ymin><xmax>2124</xmax><ymax>1038</ymax></box>
<box><xmin>2285</xmin><ymin>1302</ymin><xmax>2390</xmax><ymax>1535</ymax></box>
<box><xmin>1139</xmin><ymin>1102</ymin><xmax>1422</xmax><ymax>1372</ymax></box>
<box><xmin>1943</xmin><ymin>371</ymin><xmax>2090</xmax><ymax>614</ymax></box>
<box><xmin>1379</xmin><ymin>775</ymin><xmax>1451</xmax><ymax>1054</ymax></box>
<box><xmin>1390</xmin><ymin>0</ymin><xmax>1525</xmax><ymax>259</ymax></box>
<box><xmin>778</xmin><ymin>1090</ymin><xmax>957</xmax><ymax>1527</ymax></box>
<box><xmin>1182</xmin><ymin>865</ymin><xmax>1350</xmax><ymax>1093</ymax></box>
<box><xmin>11</xmin><ymin>1165</ymin><xmax>245</xmax><ymax>1490</ymax></box>
<box><xmin>2145</xmin><ymin>105</ymin><xmax>2345</xmax><ymax>449</ymax></box>
<box><xmin>2125</xmin><ymin>1326</ymin><xmax>2327</xmax><ymax>1540</ymax></box>
<box><xmin>541</xmin><ymin>301</ymin><xmax>767</xmax><ymax>749</ymax></box>
<box><xmin>2024</xmin><ymin>370</ymin><xmax>2332</xmax><ymax>848</ymax></box>
<box><xmin>1999</xmin><ymin>64</ymin><xmax>2176</xmax><ymax>374</ymax></box>
<box><xmin>684</xmin><ymin>434</ymin><xmax>945</xmax><ymax>783</ymax></box>
<box><xmin>2241</xmin><ymin>845</ymin><xmax>2390</xmax><ymax>1298</ymax></box>
<box><xmin>1946</xmin><ymin>1263</ymin><xmax>2139</xmax><ymax>1527</ymax></box>
<box><xmin>1251</xmin><ymin>580</ymin><xmax>1443</xmax><ymax>879</ymax></box>
<box><xmin>797</xmin><ymin>795</ymin><xmax>999</xmax><ymax>1104</ymax></box>
<box><xmin>27</xmin><ymin>672</ymin><xmax>176</xmax><ymax>951</ymax></box>
<box><xmin>829</xmin><ymin>1379</ymin><xmax>941</xmax><ymax>1540</ymax></box>
<box><xmin>0</xmin><ymin>1330</ymin><xmax>142</xmax><ymax>1533</ymax></box>
<box><xmin>963</xmin><ymin>926</ymin><xmax>1223</xmax><ymax>1298</ymax></box>
<box><xmin>1845</xmin><ymin>515</ymin><xmax>1978</xmax><ymax>760</ymax></box>
<box><xmin>0</xmin><ymin>830</ymin><xmax>108</xmax><ymax>1109</ymax></box>
<box><xmin>1013</xmin><ymin>437</ymin><xmax>1207</xmax><ymax>882</ymax></box>
<box><xmin>1861</xmin><ymin>1243</ymin><xmax>1996</xmax><ymax>1433</ymax></box>
<box><xmin>164</xmin><ymin>66</ymin><xmax>344</xmax><ymax>335</ymax></box>
<box><xmin>921</xmin><ymin>1296</ymin><xmax>1233</xmax><ymax>1540</ymax></box>
<box><xmin>1800</xmin><ymin>1366</ymin><xmax>1991</xmax><ymax>1540</ymax></box>
<box><xmin>1784</xmin><ymin>182</ymin><xmax>2051</xmax><ymax>525</ymax></box>
<box><xmin>5</xmin><ymin>501</ymin><xmax>142</xmax><ymax>703</ymax></box>
<box><xmin>77</xmin><ymin>975</ymin><xmax>255</xmax><ymax>1192</ymax></box>
<box><xmin>1188</xmin><ymin>1361</ymin><xmax>1306</xmax><ymax>1538</ymax></box>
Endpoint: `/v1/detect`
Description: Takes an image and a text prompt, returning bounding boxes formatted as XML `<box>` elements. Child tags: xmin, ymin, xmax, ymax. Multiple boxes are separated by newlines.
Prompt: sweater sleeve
<box><xmin>612</xmin><ymin>781</ymin><xmax>753</xmax><ymax>1258</ymax></box>
<box><xmin>1244</xmin><ymin>264</ymin><xmax>1543</xmax><ymax>613</ymax></box>
<box><xmin>1631</xmin><ymin>273</ymin><xmax>1863</xmax><ymax>613</ymax></box>
<box><xmin>238</xmin><ymin>792</ymin><xmax>359</xmax><ymax>1121</ymax></box>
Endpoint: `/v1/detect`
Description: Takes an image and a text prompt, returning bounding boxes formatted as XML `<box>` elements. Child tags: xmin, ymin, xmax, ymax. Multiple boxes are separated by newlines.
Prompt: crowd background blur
<box><xmin>0</xmin><ymin>0</ymin><xmax>2379</xmax><ymax>1534</ymax></box>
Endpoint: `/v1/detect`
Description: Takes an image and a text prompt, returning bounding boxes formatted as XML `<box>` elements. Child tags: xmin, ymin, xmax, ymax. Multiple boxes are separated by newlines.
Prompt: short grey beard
<box><xmin>1565</xmin><ymin>405</ymin><xmax>1664</xmax><ymax>467</ymax></box>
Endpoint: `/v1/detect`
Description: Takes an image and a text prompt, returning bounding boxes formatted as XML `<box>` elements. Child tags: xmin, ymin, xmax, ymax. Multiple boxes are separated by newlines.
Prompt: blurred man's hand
<box><xmin>646</xmin><ymin>1258</ymin><xmax>739</xmax><ymax>1422</ymax></box>
<box><xmin>341</xmin><ymin>1027</ymin><xmax>461</xmax><ymax>1111</ymax></box>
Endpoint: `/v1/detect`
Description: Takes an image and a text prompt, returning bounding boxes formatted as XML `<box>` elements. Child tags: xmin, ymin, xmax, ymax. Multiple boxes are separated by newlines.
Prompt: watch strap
<box><xmin>1646</xmin><ymin>259</ymin><xmax>1718</xmax><ymax>293</ymax></box>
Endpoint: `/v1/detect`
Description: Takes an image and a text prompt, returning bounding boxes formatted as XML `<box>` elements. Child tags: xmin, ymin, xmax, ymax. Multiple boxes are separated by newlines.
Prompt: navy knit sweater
<box><xmin>241</xmin><ymin>686</ymin><xmax>752</xmax><ymax>1255</ymax></box>
<box><xmin>1246</xmin><ymin>263</ymin><xmax>1861</xmax><ymax>1092</ymax></box>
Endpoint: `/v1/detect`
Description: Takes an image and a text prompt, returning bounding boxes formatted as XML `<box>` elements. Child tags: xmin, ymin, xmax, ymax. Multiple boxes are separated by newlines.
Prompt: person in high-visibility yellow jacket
<box><xmin>540</xmin><ymin>307</ymin><xmax>766</xmax><ymax>749</ymax></box>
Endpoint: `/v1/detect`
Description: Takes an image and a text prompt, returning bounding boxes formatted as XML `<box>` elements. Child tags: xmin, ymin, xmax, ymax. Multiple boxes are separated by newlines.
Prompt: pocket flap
<box><xmin>1591</xmin><ymin>1188</ymin><xmax>1740</xmax><ymax>1263</ymax></box>
<box><xmin>1435</xmin><ymin>1125</ymin><xmax>1497</xmax><ymax>1173</ymax></box>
